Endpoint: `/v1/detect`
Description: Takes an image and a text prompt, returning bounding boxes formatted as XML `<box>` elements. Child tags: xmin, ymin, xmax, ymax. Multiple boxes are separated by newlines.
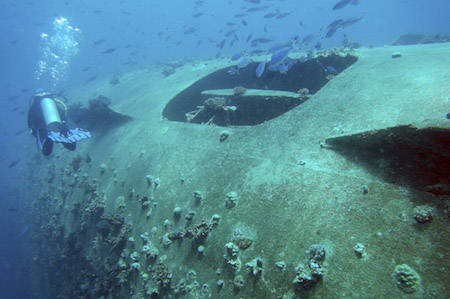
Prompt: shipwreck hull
<box><xmin>24</xmin><ymin>43</ymin><xmax>450</xmax><ymax>298</ymax></box>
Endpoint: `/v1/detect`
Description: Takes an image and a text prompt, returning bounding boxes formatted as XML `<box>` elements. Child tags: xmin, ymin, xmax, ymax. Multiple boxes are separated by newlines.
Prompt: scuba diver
<box><xmin>27</xmin><ymin>89</ymin><xmax>91</xmax><ymax>156</ymax></box>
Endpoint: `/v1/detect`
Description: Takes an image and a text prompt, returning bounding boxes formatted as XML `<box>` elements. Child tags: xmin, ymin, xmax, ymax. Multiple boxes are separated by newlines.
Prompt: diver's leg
<box><xmin>62</xmin><ymin>142</ymin><xmax>76</xmax><ymax>151</ymax></box>
<box><xmin>42</xmin><ymin>139</ymin><xmax>54</xmax><ymax>156</ymax></box>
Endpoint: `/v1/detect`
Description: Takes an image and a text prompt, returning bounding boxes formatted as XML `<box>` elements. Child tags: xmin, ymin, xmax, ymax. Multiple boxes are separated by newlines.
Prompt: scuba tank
<box><xmin>40</xmin><ymin>97</ymin><xmax>62</xmax><ymax>126</ymax></box>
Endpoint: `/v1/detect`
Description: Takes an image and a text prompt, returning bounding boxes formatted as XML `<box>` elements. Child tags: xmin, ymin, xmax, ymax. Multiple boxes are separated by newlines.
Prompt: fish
<box><xmin>247</xmin><ymin>7</ymin><xmax>261</xmax><ymax>13</ymax></box>
<box><xmin>332</xmin><ymin>0</ymin><xmax>352</xmax><ymax>10</ymax></box>
<box><xmin>268</xmin><ymin>43</ymin><xmax>291</xmax><ymax>53</ymax></box>
<box><xmin>327</xmin><ymin>19</ymin><xmax>344</xmax><ymax>29</ymax></box>
<box><xmin>93</xmin><ymin>39</ymin><xmax>106</xmax><ymax>45</ymax></box>
<box><xmin>14</xmin><ymin>129</ymin><xmax>27</xmax><ymax>135</ymax></box>
<box><xmin>237</xmin><ymin>57</ymin><xmax>252</xmax><ymax>68</ymax></box>
<box><xmin>234</xmin><ymin>13</ymin><xmax>247</xmax><ymax>18</ymax></box>
<box><xmin>231</xmin><ymin>53</ymin><xmax>242</xmax><ymax>61</ymax></box>
<box><xmin>225</xmin><ymin>29</ymin><xmax>238</xmax><ymax>37</ymax></box>
<box><xmin>85</xmin><ymin>76</ymin><xmax>97</xmax><ymax>83</ymax></box>
<box><xmin>183</xmin><ymin>27</ymin><xmax>197</xmax><ymax>34</ymax></box>
<box><xmin>268</xmin><ymin>47</ymin><xmax>291</xmax><ymax>68</ymax></box>
<box><xmin>226</xmin><ymin>22</ymin><xmax>237</xmax><ymax>26</ymax></box>
<box><xmin>242</xmin><ymin>19</ymin><xmax>248</xmax><ymax>26</ymax></box>
<box><xmin>217</xmin><ymin>39</ymin><xmax>226</xmax><ymax>49</ymax></box>
<box><xmin>228</xmin><ymin>66</ymin><xmax>240</xmax><ymax>75</ymax></box>
<box><xmin>6</xmin><ymin>95</ymin><xmax>18</xmax><ymax>101</ymax></box>
<box><xmin>192</xmin><ymin>12</ymin><xmax>203</xmax><ymax>18</ymax></box>
<box><xmin>326</xmin><ymin>65</ymin><xmax>339</xmax><ymax>75</ymax></box>
<box><xmin>285</xmin><ymin>61</ymin><xmax>295</xmax><ymax>72</ymax></box>
<box><xmin>263</xmin><ymin>12</ymin><xmax>278</xmax><ymax>18</ymax></box>
<box><xmin>302</xmin><ymin>34</ymin><xmax>316</xmax><ymax>44</ymax></box>
<box><xmin>270</xmin><ymin>57</ymin><xmax>295</xmax><ymax>74</ymax></box>
<box><xmin>82</xmin><ymin>66</ymin><xmax>91</xmax><ymax>72</ymax></box>
<box><xmin>102</xmin><ymin>48</ymin><xmax>116</xmax><ymax>54</ymax></box>
<box><xmin>278</xmin><ymin>64</ymin><xmax>289</xmax><ymax>74</ymax></box>
<box><xmin>276</xmin><ymin>12</ymin><xmax>292</xmax><ymax>19</ymax></box>
<box><xmin>247</xmin><ymin>5</ymin><xmax>271</xmax><ymax>13</ymax></box>
<box><xmin>250</xmin><ymin>49</ymin><xmax>265</xmax><ymax>55</ymax></box>
<box><xmin>291</xmin><ymin>35</ymin><xmax>300</xmax><ymax>43</ymax></box>
<box><xmin>246</xmin><ymin>33</ymin><xmax>253</xmax><ymax>42</ymax></box>
<box><xmin>8</xmin><ymin>159</ymin><xmax>20</xmax><ymax>168</ymax></box>
<box><xmin>341</xmin><ymin>16</ymin><xmax>364</xmax><ymax>27</ymax></box>
<box><xmin>251</xmin><ymin>37</ymin><xmax>272</xmax><ymax>45</ymax></box>
<box><xmin>326</xmin><ymin>25</ymin><xmax>340</xmax><ymax>38</ymax></box>
<box><xmin>297</xmin><ymin>56</ymin><xmax>308</xmax><ymax>63</ymax></box>
<box><xmin>256</xmin><ymin>61</ymin><xmax>266</xmax><ymax>78</ymax></box>
<box><xmin>267</xmin><ymin>63</ymin><xmax>281</xmax><ymax>72</ymax></box>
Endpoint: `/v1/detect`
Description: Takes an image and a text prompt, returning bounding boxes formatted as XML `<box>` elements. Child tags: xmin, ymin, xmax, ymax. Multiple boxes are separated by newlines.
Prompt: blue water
<box><xmin>0</xmin><ymin>0</ymin><xmax>449</xmax><ymax>297</ymax></box>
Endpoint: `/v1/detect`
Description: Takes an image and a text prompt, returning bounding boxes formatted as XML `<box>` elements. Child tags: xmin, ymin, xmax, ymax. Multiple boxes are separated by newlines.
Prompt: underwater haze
<box><xmin>0</xmin><ymin>0</ymin><xmax>449</xmax><ymax>298</ymax></box>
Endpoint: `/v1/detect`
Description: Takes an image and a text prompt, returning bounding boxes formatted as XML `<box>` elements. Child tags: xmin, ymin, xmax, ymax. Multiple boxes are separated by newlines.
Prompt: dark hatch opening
<box><xmin>162</xmin><ymin>53</ymin><xmax>358</xmax><ymax>126</ymax></box>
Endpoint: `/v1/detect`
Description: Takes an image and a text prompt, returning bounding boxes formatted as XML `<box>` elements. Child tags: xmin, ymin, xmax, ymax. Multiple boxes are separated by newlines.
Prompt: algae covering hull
<box><xmin>25</xmin><ymin>44</ymin><xmax>450</xmax><ymax>298</ymax></box>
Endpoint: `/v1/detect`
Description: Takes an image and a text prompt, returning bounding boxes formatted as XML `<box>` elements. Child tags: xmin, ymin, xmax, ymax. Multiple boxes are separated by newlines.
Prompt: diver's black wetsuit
<box><xmin>27</xmin><ymin>94</ymin><xmax>76</xmax><ymax>156</ymax></box>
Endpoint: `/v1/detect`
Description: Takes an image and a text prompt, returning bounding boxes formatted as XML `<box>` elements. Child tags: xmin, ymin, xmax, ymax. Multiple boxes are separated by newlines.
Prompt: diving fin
<box><xmin>48</xmin><ymin>128</ymin><xmax>91</xmax><ymax>144</ymax></box>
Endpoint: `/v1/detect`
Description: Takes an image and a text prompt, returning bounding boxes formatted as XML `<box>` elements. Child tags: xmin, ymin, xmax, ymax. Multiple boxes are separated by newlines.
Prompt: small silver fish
<box><xmin>332</xmin><ymin>0</ymin><xmax>351</xmax><ymax>10</ymax></box>
<box><xmin>231</xmin><ymin>53</ymin><xmax>242</xmax><ymax>61</ymax></box>
<box><xmin>237</xmin><ymin>57</ymin><xmax>252</xmax><ymax>68</ymax></box>
<box><xmin>268</xmin><ymin>47</ymin><xmax>291</xmax><ymax>68</ymax></box>
<box><xmin>256</xmin><ymin>61</ymin><xmax>266</xmax><ymax>78</ymax></box>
